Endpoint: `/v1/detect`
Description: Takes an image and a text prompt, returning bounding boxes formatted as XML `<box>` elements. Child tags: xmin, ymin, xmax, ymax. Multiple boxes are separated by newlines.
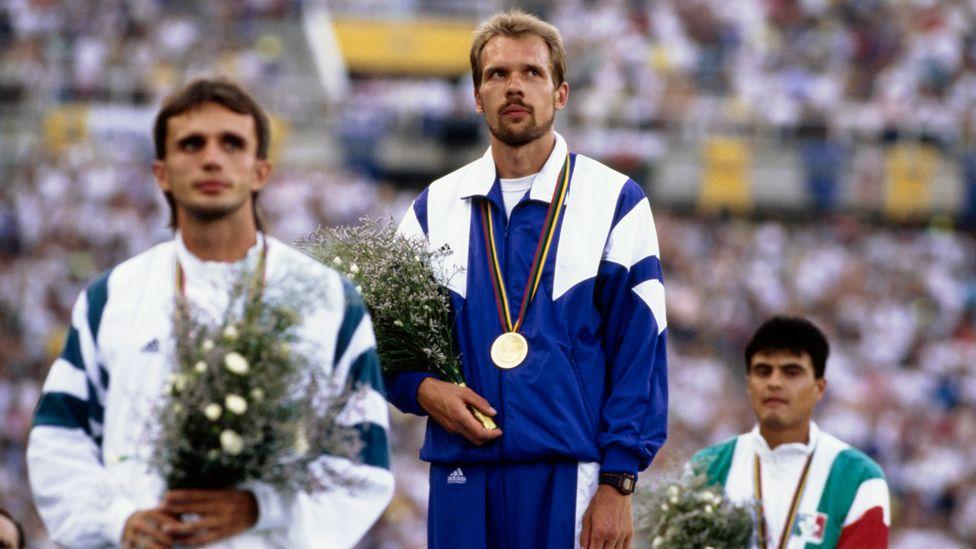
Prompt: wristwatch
<box><xmin>598</xmin><ymin>472</ymin><xmax>636</xmax><ymax>495</ymax></box>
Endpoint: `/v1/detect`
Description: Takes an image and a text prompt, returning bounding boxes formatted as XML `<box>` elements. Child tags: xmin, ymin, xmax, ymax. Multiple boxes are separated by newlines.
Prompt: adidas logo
<box><xmin>140</xmin><ymin>338</ymin><xmax>159</xmax><ymax>353</ymax></box>
<box><xmin>447</xmin><ymin>468</ymin><xmax>466</xmax><ymax>485</ymax></box>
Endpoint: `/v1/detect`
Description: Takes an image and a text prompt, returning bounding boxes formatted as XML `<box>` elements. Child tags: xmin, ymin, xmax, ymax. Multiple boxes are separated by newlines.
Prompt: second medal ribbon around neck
<box><xmin>481</xmin><ymin>154</ymin><xmax>571</xmax><ymax>369</ymax></box>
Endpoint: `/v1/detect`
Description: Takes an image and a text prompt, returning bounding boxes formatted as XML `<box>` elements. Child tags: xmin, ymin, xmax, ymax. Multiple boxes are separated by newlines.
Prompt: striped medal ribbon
<box><xmin>480</xmin><ymin>154</ymin><xmax>571</xmax><ymax>369</ymax></box>
<box><xmin>753</xmin><ymin>446</ymin><xmax>816</xmax><ymax>549</ymax></box>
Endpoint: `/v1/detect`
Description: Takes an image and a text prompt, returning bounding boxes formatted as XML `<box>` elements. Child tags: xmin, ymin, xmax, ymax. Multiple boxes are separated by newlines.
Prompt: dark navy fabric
<box><xmin>428</xmin><ymin>460</ymin><xmax>579</xmax><ymax>549</ymax></box>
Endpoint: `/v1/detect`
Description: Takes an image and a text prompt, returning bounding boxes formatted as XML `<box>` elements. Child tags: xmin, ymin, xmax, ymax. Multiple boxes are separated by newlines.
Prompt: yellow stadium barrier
<box><xmin>44</xmin><ymin>104</ymin><xmax>90</xmax><ymax>153</ymax></box>
<box><xmin>884</xmin><ymin>142</ymin><xmax>938</xmax><ymax>221</ymax></box>
<box><xmin>331</xmin><ymin>18</ymin><xmax>475</xmax><ymax>76</ymax></box>
<box><xmin>698</xmin><ymin>135</ymin><xmax>752</xmax><ymax>214</ymax></box>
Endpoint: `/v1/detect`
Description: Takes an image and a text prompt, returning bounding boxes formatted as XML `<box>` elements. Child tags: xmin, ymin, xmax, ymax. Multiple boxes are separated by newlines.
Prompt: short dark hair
<box><xmin>744</xmin><ymin>316</ymin><xmax>829</xmax><ymax>378</ymax></box>
<box><xmin>152</xmin><ymin>78</ymin><xmax>270</xmax><ymax>229</ymax></box>
<box><xmin>0</xmin><ymin>507</ymin><xmax>25</xmax><ymax>549</ymax></box>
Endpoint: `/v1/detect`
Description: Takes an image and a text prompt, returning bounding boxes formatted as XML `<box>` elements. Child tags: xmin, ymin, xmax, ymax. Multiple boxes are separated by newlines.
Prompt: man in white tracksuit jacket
<box><xmin>27</xmin><ymin>79</ymin><xmax>393</xmax><ymax>548</ymax></box>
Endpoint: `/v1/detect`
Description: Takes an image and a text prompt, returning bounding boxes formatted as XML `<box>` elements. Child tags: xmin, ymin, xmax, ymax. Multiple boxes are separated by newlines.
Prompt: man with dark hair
<box><xmin>0</xmin><ymin>507</ymin><xmax>25</xmax><ymax>549</ymax></box>
<box><xmin>27</xmin><ymin>78</ymin><xmax>392</xmax><ymax>548</ymax></box>
<box><xmin>389</xmin><ymin>9</ymin><xmax>668</xmax><ymax>549</ymax></box>
<box><xmin>152</xmin><ymin>78</ymin><xmax>271</xmax><ymax>230</ymax></box>
<box><xmin>692</xmin><ymin>316</ymin><xmax>890</xmax><ymax>548</ymax></box>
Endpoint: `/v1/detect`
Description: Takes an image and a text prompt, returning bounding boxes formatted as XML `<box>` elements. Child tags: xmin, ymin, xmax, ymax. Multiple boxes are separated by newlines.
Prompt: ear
<box><xmin>814</xmin><ymin>377</ymin><xmax>827</xmax><ymax>402</ymax></box>
<box><xmin>554</xmin><ymin>81</ymin><xmax>569</xmax><ymax>111</ymax></box>
<box><xmin>251</xmin><ymin>159</ymin><xmax>273</xmax><ymax>192</ymax></box>
<box><xmin>152</xmin><ymin>160</ymin><xmax>170</xmax><ymax>192</ymax></box>
<box><xmin>474</xmin><ymin>86</ymin><xmax>483</xmax><ymax>114</ymax></box>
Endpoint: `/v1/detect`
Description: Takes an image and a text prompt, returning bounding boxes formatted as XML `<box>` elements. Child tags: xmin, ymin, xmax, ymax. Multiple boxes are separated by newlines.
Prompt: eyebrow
<box><xmin>175</xmin><ymin>131</ymin><xmax>248</xmax><ymax>147</ymax></box>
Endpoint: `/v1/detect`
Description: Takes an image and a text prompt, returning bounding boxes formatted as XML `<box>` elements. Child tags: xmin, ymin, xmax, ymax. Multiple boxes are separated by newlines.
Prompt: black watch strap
<box><xmin>598</xmin><ymin>472</ymin><xmax>636</xmax><ymax>495</ymax></box>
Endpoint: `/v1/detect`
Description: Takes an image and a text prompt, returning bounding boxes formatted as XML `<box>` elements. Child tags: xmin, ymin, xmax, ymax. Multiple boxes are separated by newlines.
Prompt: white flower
<box><xmin>202</xmin><ymin>339</ymin><xmax>214</xmax><ymax>351</ymax></box>
<box><xmin>172</xmin><ymin>374</ymin><xmax>187</xmax><ymax>392</ymax></box>
<box><xmin>349</xmin><ymin>263</ymin><xmax>360</xmax><ymax>274</ymax></box>
<box><xmin>294</xmin><ymin>428</ymin><xmax>309</xmax><ymax>454</ymax></box>
<box><xmin>278</xmin><ymin>342</ymin><xmax>290</xmax><ymax>358</ymax></box>
<box><xmin>704</xmin><ymin>504</ymin><xmax>713</xmax><ymax>514</ymax></box>
<box><xmin>250</xmin><ymin>388</ymin><xmax>264</xmax><ymax>401</ymax></box>
<box><xmin>355</xmin><ymin>285</ymin><xmax>362</xmax><ymax>293</ymax></box>
<box><xmin>705</xmin><ymin>546</ymin><xmax>715</xmax><ymax>549</ymax></box>
<box><xmin>652</xmin><ymin>537</ymin><xmax>664</xmax><ymax>548</ymax></box>
<box><xmin>224</xmin><ymin>352</ymin><xmax>249</xmax><ymax>374</ymax></box>
<box><xmin>207</xmin><ymin>449</ymin><xmax>220</xmax><ymax>460</ymax></box>
<box><xmin>223</xmin><ymin>325</ymin><xmax>239</xmax><ymax>341</ymax></box>
<box><xmin>173</xmin><ymin>403</ymin><xmax>183</xmax><ymax>414</ymax></box>
<box><xmin>660</xmin><ymin>503</ymin><xmax>669</xmax><ymax>511</ymax></box>
<box><xmin>668</xmin><ymin>485</ymin><xmax>679</xmax><ymax>497</ymax></box>
<box><xmin>394</xmin><ymin>320</ymin><xmax>404</xmax><ymax>327</ymax></box>
<box><xmin>220</xmin><ymin>430</ymin><xmax>245</xmax><ymax>455</ymax></box>
<box><xmin>203</xmin><ymin>403</ymin><xmax>222</xmax><ymax>421</ymax></box>
<box><xmin>225</xmin><ymin>394</ymin><xmax>248</xmax><ymax>415</ymax></box>
<box><xmin>414</xmin><ymin>255</ymin><xmax>421</xmax><ymax>262</ymax></box>
<box><xmin>332</xmin><ymin>256</ymin><xmax>342</xmax><ymax>266</ymax></box>
<box><xmin>669</xmin><ymin>495</ymin><xmax>679</xmax><ymax>504</ymax></box>
<box><xmin>193</xmin><ymin>361</ymin><xmax>207</xmax><ymax>374</ymax></box>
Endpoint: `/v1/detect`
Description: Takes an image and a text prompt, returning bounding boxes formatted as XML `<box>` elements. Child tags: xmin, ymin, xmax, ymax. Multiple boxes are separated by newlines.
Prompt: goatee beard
<box><xmin>487</xmin><ymin>111</ymin><xmax>554</xmax><ymax>147</ymax></box>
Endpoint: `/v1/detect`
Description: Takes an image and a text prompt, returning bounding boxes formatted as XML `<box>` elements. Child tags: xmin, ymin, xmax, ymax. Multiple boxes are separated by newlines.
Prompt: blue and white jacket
<box><xmin>27</xmin><ymin>234</ymin><xmax>393</xmax><ymax>548</ymax></box>
<box><xmin>389</xmin><ymin>134</ymin><xmax>668</xmax><ymax>476</ymax></box>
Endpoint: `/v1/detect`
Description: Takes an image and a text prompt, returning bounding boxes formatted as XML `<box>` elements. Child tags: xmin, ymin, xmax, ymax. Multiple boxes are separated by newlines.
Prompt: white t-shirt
<box><xmin>499</xmin><ymin>173</ymin><xmax>536</xmax><ymax>220</ymax></box>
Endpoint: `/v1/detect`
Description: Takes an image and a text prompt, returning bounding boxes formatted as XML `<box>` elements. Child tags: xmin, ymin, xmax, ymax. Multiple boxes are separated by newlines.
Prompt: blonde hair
<box><xmin>469</xmin><ymin>9</ymin><xmax>566</xmax><ymax>89</ymax></box>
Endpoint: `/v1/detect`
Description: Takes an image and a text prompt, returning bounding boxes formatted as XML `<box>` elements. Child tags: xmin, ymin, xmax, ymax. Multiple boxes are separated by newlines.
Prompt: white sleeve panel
<box><xmin>257</xmin><ymin>457</ymin><xmax>394</xmax><ymax>548</ymax></box>
<box><xmin>28</xmin><ymin>426</ymin><xmax>139</xmax><ymax>546</ymax></box>
<box><xmin>632</xmin><ymin>279</ymin><xmax>667</xmax><ymax>334</ymax></box>
<box><xmin>603</xmin><ymin>197</ymin><xmax>660</xmax><ymax>268</ymax></box>
<box><xmin>843</xmin><ymin>477</ymin><xmax>891</xmax><ymax>527</ymax></box>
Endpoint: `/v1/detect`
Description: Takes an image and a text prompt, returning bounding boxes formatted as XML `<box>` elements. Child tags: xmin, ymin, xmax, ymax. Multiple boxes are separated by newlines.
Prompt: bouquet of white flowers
<box><xmin>635</xmin><ymin>473</ymin><xmax>754</xmax><ymax>549</ymax></box>
<box><xmin>298</xmin><ymin>217</ymin><xmax>496</xmax><ymax>429</ymax></box>
<box><xmin>150</xmin><ymin>265</ymin><xmax>364</xmax><ymax>493</ymax></box>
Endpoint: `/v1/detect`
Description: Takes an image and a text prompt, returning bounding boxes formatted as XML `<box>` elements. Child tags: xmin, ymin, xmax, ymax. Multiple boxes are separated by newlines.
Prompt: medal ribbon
<box><xmin>753</xmin><ymin>447</ymin><xmax>816</xmax><ymax>549</ymax></box>
<box><xmin>480</xmin><ymin>154</ymin><xmax>570</xmax><ymax>334</ymax></box>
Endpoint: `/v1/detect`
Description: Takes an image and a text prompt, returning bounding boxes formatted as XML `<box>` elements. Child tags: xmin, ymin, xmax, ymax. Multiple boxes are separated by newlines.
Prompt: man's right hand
<box><xmin>122</xmin><ymin>509</ymin><xmax>181</xmax><ymax>549</ymax></box>
<box><xmin>417</xmin><ymin>378</ymin><xmax>502</xmax><ymax>445</ymax></box>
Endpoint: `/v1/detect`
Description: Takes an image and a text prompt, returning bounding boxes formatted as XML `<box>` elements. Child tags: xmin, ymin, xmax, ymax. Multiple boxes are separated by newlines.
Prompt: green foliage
<box><xmin>635</xmin><ymin>473</ymin><xmax>755</xmax><ymax>549</ymax></box>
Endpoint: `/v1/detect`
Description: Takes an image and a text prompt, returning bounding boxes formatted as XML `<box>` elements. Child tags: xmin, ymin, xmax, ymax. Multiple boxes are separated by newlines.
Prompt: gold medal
<box><xmin>490</xmin><ymin>332</ymin><xmax>528</xmax><ymax>369</ymax></box>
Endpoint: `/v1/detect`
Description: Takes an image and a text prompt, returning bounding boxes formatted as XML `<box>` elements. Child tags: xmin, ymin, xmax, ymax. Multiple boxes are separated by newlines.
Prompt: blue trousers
<box><xmin>428</xmin><ymin>460</ymin><xmax>583</xmax><ymax>549</ymax></box>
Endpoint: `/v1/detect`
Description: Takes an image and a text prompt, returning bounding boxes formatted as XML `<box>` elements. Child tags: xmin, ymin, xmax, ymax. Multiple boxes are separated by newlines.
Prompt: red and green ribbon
<box><xmin>479</xmin><ymin>153</ymin><xmax>571</xmax><ymax>334</ymax></box>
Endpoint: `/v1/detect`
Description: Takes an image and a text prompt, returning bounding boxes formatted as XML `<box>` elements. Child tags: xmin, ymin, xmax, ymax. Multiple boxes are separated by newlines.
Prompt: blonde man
<box><xmin>388</xmin><ymin>10</ymin><xmax>668</xmax><ymax>549</ymax></box>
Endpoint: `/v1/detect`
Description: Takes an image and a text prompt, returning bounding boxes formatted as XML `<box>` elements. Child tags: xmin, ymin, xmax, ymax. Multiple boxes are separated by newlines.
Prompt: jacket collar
<box><xmin>751</xmin><ymin>421</ymin><xmax>820</xmax><ymax>458</ymax></box>
<box><xmin>459</xmin><ymin>132</ymin><xmax>570</xmax><ymax>204</ymax></box>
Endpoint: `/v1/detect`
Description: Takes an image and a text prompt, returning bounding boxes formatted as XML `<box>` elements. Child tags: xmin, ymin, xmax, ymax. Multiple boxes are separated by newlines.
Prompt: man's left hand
<box><xmin>581</xmin><ymin>485</ymin><xmax>633</xmax><ymax>549</ymax></box>
<box><xmin>159</xmin><ymin>489</ymin><xmax>259</xmax><ymax>546</ymax></box>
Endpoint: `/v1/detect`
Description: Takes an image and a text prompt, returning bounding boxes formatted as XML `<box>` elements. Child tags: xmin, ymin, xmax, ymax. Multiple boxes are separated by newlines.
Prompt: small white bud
<box><xmin>219</xmin><ymin>430</ymin><xmax>244</xmax><ymax>455</ymax></box>
<box><xmin>225</xmin><ymin>394</ymin><xmax>248</xmax><ymax>415</ymax></box>
<box><xmin>224</xmin><ymin>352</ymin><xmax>249</xmax><ymax>374</ymax></box>
<box><xmin>332</xmin><ymin>256</ymin><xmax>342</xmax><ymax>266</ymax></box>
<box><xmin>202</xmin><ymin>339</ymin><xmax>215</xmax><ymax>351</ymax></box>
<box><xmin>193</xmin><ymin>361</ymin><xmax>207</xmax><ymax>374</ymax></box>
<box><xmin>203</xmin><ymin>403</ymin><xmax>222</xmax><ymax>421</ymax></box>
<box><xmin>222</xmin><ymin>325</ymin><xmax>239</xmax><ymax>341</ymax></box>
<box><xmin>250</xmin><ymin>387</ymin><xmax>264</xmax><ymax>401</ymax></box>
<box><xmin>349</xmin><ymin>263</ymin><xmax>359</xmax><ymax>274</ymax></box>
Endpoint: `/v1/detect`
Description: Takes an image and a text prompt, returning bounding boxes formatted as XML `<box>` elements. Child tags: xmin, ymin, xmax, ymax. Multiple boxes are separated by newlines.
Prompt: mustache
<box><xmin>499</xmin><ymin>100</ymin><xmax>533</xmax><ymax>114</ymax></box>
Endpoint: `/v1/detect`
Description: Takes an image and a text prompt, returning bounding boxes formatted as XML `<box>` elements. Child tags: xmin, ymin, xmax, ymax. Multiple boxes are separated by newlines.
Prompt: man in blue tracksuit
<box><xmin>389</xmin><ymin>9</ymin><xmax>668</xmax><ymax>549</ymax></box>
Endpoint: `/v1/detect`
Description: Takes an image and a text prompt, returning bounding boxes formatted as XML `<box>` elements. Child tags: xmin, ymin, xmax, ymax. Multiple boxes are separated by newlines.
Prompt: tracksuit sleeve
<box><xmin>254</xmin><ymin>278</ymin><xmax>394</xmax><ymax>546</ymax></box>
<box><xmin>385</xmin><ymin>191</ymin><xmax>437</xmax><ymax>415</ymax></box>
<box><xmin>27</xmin><ymin>276</ymin><xmax>140</xmax><ymax>547</ymax></box>
<box><xmin>594</xmin><ymin>180</ymin><xmax>668</xmax><ymax>477</ymax></box>
<box><xmin>837</xmin><ymin>478</ymin><xmax>890</xmax><ymax>549</ymax></box>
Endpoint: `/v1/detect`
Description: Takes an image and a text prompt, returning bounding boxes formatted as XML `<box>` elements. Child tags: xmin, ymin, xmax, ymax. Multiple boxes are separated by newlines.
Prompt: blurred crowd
<box><xmin>3</xmin><ymin>0</ymin><xmax>976</xmax><ymax>547</ymax></box>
